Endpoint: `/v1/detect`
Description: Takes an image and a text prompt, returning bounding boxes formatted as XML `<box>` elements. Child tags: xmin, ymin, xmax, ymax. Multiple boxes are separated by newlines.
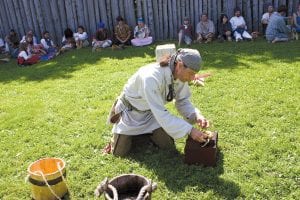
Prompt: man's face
<box><xmin>175</xmin><ymin>61</ymin><xmax>197</xmax><ymax>82</ymax></box>
<box><xmin>44</xmin><ymin>33</ymin><xmax>49</xmax><ymax>39</ymax></box>
<box><xmin>235</xmin><ymin>11</ymin><xmax>241</xmax><ymax>17</ymax></box>
<box><xmin>201</xmin><ymin>15</ymin><xmax>208</xmax><ymax>22</ymax></box>
<box><xmin>268</xmin><ymin>6</ymin><xmax>274</xmax><ymax>13</ymax></box>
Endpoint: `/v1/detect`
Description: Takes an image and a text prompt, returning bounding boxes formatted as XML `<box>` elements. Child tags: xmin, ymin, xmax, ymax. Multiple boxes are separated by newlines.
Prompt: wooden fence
<box><xmin>0</xmin><ymin>0</ymin><xmax>299</xmax><ymax>44</ymax></box>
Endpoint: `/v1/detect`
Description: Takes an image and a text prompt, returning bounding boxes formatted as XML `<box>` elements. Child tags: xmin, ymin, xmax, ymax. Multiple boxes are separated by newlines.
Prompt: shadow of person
<box><xmin>127</xmin><ymin>141</ymin><xmax>240</xmax><ymax>199</ymax></box>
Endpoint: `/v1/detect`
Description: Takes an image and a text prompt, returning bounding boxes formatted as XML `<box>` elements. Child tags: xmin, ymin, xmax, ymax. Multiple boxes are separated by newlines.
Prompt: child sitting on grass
<box><xmin>74</xmin><ymin>26</ymin><xmax>89</xmax><ymax>49</ymax></box>
<box><xmin>17</xmin><ymin>42</ymin><xmax>39</xmax><ymax>66</ymax></box>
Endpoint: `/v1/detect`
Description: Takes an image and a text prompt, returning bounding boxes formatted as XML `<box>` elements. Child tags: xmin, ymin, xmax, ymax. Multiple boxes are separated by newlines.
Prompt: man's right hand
<box><xmin>190</xmin><ymin>128</ymin><xmax>207</xmax><ymax>143</ymax></box>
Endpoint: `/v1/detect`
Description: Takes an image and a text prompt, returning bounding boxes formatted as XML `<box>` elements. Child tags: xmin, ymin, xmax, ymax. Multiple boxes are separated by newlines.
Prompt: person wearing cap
<box><xmin>92</xmin><ymin>22</ymin><xmax>112</xmax><ymax>51</ymax></box>
<box><xmin>113</xmin><ymin>16</ymin><xmax>132</xmax><ymax>47</ymax></box>
<box><xmin>266</xmin><ymin>5</ymin><xmax>291</xmax><ymax>43</ymax></box>
<box><xmin>230</xmin><ymin>7</ymin><xmax>252</xmax><ymax>42</ymax></box>
<box><xmin>178</xmin><ymin>17</ymin><xmax>194</xmax><ymax>46</ymax></box>
<box><xmin>131</xmin><ymin>18</ymin><xmax>153</xmax><ymax>47</ymax></box>
<box><xmin>104</xmin><ymin>48</ymin><xmax>210</xmax><ymax>157</ymax></box>
<box><xmin>261</xmin><ymin>4</ymin><xmax>274</xmax><ymax>37</ymax></box>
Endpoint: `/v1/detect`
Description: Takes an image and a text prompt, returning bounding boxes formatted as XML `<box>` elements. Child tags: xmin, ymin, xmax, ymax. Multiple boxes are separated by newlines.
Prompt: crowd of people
<box><xmin>179</xmin><ymin>4</ymin><xmax>299</xmax><ymax>45</ymax></box>
<box><xmin>0</xmin><ymin>4</ymin><xmax>299</xmax><ymax>66</ymax></box>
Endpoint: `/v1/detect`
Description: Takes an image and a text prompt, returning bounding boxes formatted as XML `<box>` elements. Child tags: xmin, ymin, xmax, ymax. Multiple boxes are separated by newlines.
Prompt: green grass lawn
<box><xmin>0</xmin><ymin>39</ymin><xmax>299</xmax><ymax>199</ymax></box>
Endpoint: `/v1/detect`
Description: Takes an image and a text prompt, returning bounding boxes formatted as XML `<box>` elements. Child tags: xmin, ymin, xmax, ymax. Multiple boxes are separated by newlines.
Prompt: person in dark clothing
<box><xmin>218</xmin><ymin>14</ymin><xmax>233</xmax><ymax>42</ymax></box>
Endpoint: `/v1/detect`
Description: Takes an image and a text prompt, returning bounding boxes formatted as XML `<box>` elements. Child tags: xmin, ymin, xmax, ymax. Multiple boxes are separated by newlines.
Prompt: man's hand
<box><xmin>190</xmin><ymin>128</ymin><xmax>208</xmax><ymax>143</ymax></box>
<box><xmin>192</xmin><ymin>73</ymin><xmax>211</xmax><ymax>86</ymax></box>
<box><xmin>196</xmin><ymin>116</ymin><xmax>210</xmax><ymax>128</ymax></box>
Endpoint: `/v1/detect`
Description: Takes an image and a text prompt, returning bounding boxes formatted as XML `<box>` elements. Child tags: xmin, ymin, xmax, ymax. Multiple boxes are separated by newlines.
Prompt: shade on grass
<box><xmin>0</xmin><ymin>39</ymin><xmax>299</xmax><ymax>199</ymax></box>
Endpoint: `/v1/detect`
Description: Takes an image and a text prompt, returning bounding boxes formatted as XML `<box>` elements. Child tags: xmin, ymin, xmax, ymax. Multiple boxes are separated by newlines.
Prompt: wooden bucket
<box><xmin>95</xmin><ymin>174</ymin><xmax>157</xmax><ymax>200</ymax></box>
<box><xmin>27</xmin><ymin>158</ymin><xmax>68</xmax><ymax>200</ymax></box>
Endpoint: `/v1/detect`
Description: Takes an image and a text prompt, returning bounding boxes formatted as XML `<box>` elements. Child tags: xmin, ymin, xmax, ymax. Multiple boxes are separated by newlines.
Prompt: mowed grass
<box><xmin>0</xmin><ymin>39</ymin><xmax>299</xmax><ymax>199</ymax></box>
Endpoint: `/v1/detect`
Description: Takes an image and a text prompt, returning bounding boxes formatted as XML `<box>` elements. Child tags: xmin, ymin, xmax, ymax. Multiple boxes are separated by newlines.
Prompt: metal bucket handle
<box><xmin>95</xmin><ymin>177</ymin><xmax>157</xmax><ymax>200</ymax></box>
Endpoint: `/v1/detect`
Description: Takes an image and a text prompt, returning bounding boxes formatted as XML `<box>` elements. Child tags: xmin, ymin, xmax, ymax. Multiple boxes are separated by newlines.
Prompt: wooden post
<box><xmin>189</xmin><ymin>0</ymin><xmax>194</xmax><ymax>31</ymax></box>
<box><xmin>49</xmin><ymin>0</ymin><xmax>63</xmax><ymax>44</ymax></box>
<box><xmin>142</xmin><ymin>0</ymin><xmax>149</xmax><ymax>25</ymax></box>
<box><xmin>246</xmin><ymin>0</ymin><xmax>253</xmax><ymax>32</ymax></box>
<box><xmin>82</xmin><ymin>0</ymin><xmax>89</xmax><ymax>30</ymax></box>
<box><xmin>194</xmin><ymin>0</ymin><xmax>199</xmax><ymax>34</ymax></box>
<box><xmin>158</xmin><ymin>0</ymin><xmax>163</xmax><ymax>39</ymax></box>
<box><xmin>137</xmin><ymin>0</ymin><xmax>142</xmax><ymax>18</ymax></box>
<box><xmin>152</xmin><ymin>0</ymin><xmax>160</xmax><ymax>40</ymax></box>
<box><xmin>162</xmin><ymin>0</ymin><xmax>168</xmax><ymax>39</ymax></box>
<box><xmin>87</xmin><ymin>0</ymin><xmax>97</xmax><ymax>34</ymax></box>
<box><xmin>33</xmin><ymin>0</ymin><xmax>46</xmax><ymax>40</ymax></box>
<box><xmin>94</xmin><ymin>0</ymin><xmax>101</xmax><ymax>26</ymax></box>
<box><xmin>98</xmin><ymin>0</ymin><xmax>109</xmax><ymax>31</ymax></box>
<box><xmin>119</xmin><ymin>0</ymin><xmax>125</xmax><ymax>19</ymax></box>
<box><xmin>111</xmin><ymin>0</ymin><xmax>120</xmax><ymax>28</ymax></box>
<box><xmin>147</xmin><ymin>0</ymin><xmax>155</xmax><ymax>40</ymax></box>
<box><xmin>58</xmin><ymin>0</ymin><xmax>68</xmax><ymax>31</ymax></box>
<box><xmin>28</xmin><ymin>0</ymin><xmax>41</xmax><ymax>38</ymax></box>
<box><xmin>5</xmin><ymin>0</ymin><xmax>19</xmax><ymax>34</ymax></box>
<box><xmin>105</xmin><ymin>0</ymin><xmax>114</xmax><ymax>31</ymax></box>
<box><xmin>65</xmin><ymin>0</ymin><xmax>76</xmax><ymax>31</ymax></box>
<box><xmin>172</xmin><ymin>0</ymin><xmax>178</xmax><ymax>39</ymax></box>
<box><xmin>177</xmin><ymin>0</ymin><xmax>182</xmax><ymax>31</ymax></box>
<box><xmin>12</xmin><ymin>0</ymin><xmax>26</xmax><ymax>36</ymax></box>
<box><xmin>212</xmin><ymin>0</ymin><xmax>218</xmax><ymax>31</ymax></box>
<box><xmin>167</xmin><ymin>0</ymin><xmax>173</xmax><ymax>38</ymax></box>
<box><xmin>0</xmin><ymin>0</ymin><xmax>13</xmax><ymax>34</ymax></box>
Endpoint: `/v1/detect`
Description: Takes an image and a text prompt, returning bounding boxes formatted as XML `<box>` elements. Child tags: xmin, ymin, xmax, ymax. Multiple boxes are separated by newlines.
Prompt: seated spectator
<box><xmin>196</xmin><ymin>13</ymin><xmax>215</xmax><ymax>43</ymax></box>
<box><xmin>57</xmin><ymin>37</ymin><xmax>76</xmax><ymax>56</ymax></box>
<box><xmin>292</xmin><ymin>3</ymin><xmax>300</xmax><ymax>40</ymax></box>
<box><xmin>261</xmin><ymin>4</ymin><xmax>274</xmax><ymax>37</ymax></box>
<box><xmin>113</xmin><ymin>16</ymin><xmax>132</xmax><ymax>47</ymax></box>
<box><xmin>62</xmin><ymin>28</ymin><xmax>74</xmax><ymax>46</ymax></box>
<box><xmin>20</xmin><ymin>30</ymin><xmax>38</xmax><ymax>45</ymax></box>
<box><xmin>230</xmin><ymin>7</ymin><xmax>252</xmax><ymax>42</ymax></box>
<box><xmin>266</xmin><ymin>5</ymin><xmax>290</xmax><ymax>43</ymax></box>
<box><xmin>131</xmin><ymin>18</ymin><xmax>153</xmax><ymax>47</ymax></box>
<box><xmin>74</xmin><ymin>25</ymin><xmax>89</xmax><ymax>49</ymax></box>
<box><xmin>178</xmin><ymin>16</ymin><xmax>193</xmax><ymax>46</ymax></box>
<box><xmin>92</xmin><ymin>22</ymin><xmax>112</xmax><ymax>51</ymax></box>
<box><xmin>5</xmin><ymin>29</ymin><xmax>19</xmax><ymax>58</ymax></box>
<box><xmin>25</xmin><ymin>34</ymin><xmax>46</xmax><ymax>56</ymax></box>
<box><xmin>218</xmin><ymin>14</ymin><xmax>232</xmax><ymax>42</ymax></box>
<box><xmin>0</xmin><ymin>38</ymin><xmax>5</xmax><ymax>53</ymax></box>
<box><xmin>17</xmin><ymin>42</ymin><xmax>39</xmax><ymax>65</ymax></box>
<box><xmin>40</xmin><ymin>31</ymin><xmax>57</xmax><ymax>52</ymax></box>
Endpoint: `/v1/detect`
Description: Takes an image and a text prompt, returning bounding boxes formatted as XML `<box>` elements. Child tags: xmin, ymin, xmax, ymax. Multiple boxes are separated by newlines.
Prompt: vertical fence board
<box><xmin>105</xmin><ymin>0</ymin><xmax>114</xmax><ymax>31</ymax></box>
<box><xmin>189</xmin><ymin>0</ymin><xmax>195</xmax><ymax>30</ymax></box>
<box><xmin>98</xmin><ymin>0</ymin><xmax>109</xmax><ymax>30</ymax></box>
<box><xmin>162</xmin><ymin>0</ymin><xmax>168</xmax><ymax>39</ymax></box>
<box><xmin>0</xmin><ymin>1</ymin><xmax>12</xmax><ymax>35</ymax></box>
<box><xmin>152</xmin><ymin>0</ymin><xmax>160</xmax><ymax>39</ymax></box>
<box><xmin>172</xmin><ymin>0</ymin><xmax>178</xmax><ymax>39</ymax></box>
<box><xmin>12</xmin><ymin>0</ymin><xmax>25</xmax><ymax>36</ymax></box>
<box><xmin>246</xmin><ymin>0</ymin><xmax>252</xmax><ymax>32</ymax></box>
<box><xmin>94</xmin><ymin>0</ymin><xmax>100</xmax><ymax>26</ymax></box>
<box><xmin>119</xmin><ymin>0</ymin><xmax>125</xmax><ymax>19</ymax></box>
<box><xmin>167</xmin><ymin>0</ymin><xmax>174</xmax><ymax>38</ymax></box>
<box><xmin>137</xmin><ymin>0</ymin><xmax>142</xmax><ymax>18</ymax></box>
<box><xmin>49</xmin><ymin>0</ymin><xmax>63</xmax><ymax>43</ymax></box>
<box><xmin>87</xmin><ymin>0</ymin><xmax>97</xmax><ymax>34</ymax></box>
<box><xmin>65</xmin><ymin>0</ymin><xmax>75</xmax><ymax>30</ymax></box>
<box><xmin>125</xmin><ymin>0</ymin><xmax>136</xmax><ymax>29</ymax></box>
<box><xmin>33</xmin><ymin>0</ymin><xmax>46</xmax><ymax>40</ymax></box>
<box><xmin>142</xmin><ymin>0</ymin><xmax>149</xmax><ymax>25</ymax></box>
<box><xmin>5</xmin><ymin>0</ymin><xmax>18</xmax><ymax>34</ymax></box>
<box><xmin>57</xmin><ymin>0</ymin><xmax>67</xmax><ymax>31</ymax></box>
<box><xmin>212</xmin><ymin>0</ymin><xmax>218</xmax><ymax>29</ymax></box>
<box><xmin>147</xmin><ymin>0</ymin><xmax>155</xmax><ymax>40</ymax></box>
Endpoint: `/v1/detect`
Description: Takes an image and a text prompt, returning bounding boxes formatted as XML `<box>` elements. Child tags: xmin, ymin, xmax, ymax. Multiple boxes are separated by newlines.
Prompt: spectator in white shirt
<box><xmin>74</xmin><ymin>26</ymin><xmax>89</xmax><ymax>49</ymax></box>
<box><xmin>40</xmin><ymin>31</ymin><xmax>57</xmax><ymax>53</ymax></box>
<box><xmin>261</xmin><ymin>4</ymin><xmax>274</xmax><ymax>36</ymax></box>
<box><xmin>230</xmin><ymin>7</ymin><xmax>252</xmax><ymax>42</ymax></box>
<box><xmin>20</xmin><ymin>30</ymin><xmax>38</xmax><ymax>45</ymax></box>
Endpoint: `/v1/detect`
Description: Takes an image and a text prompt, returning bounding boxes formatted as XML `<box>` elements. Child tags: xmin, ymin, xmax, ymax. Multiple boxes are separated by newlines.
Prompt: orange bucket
<box><xmin>27</xmin><ymin>158</ymin><xmax>68</xmax><ymax>200</ymax></box>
